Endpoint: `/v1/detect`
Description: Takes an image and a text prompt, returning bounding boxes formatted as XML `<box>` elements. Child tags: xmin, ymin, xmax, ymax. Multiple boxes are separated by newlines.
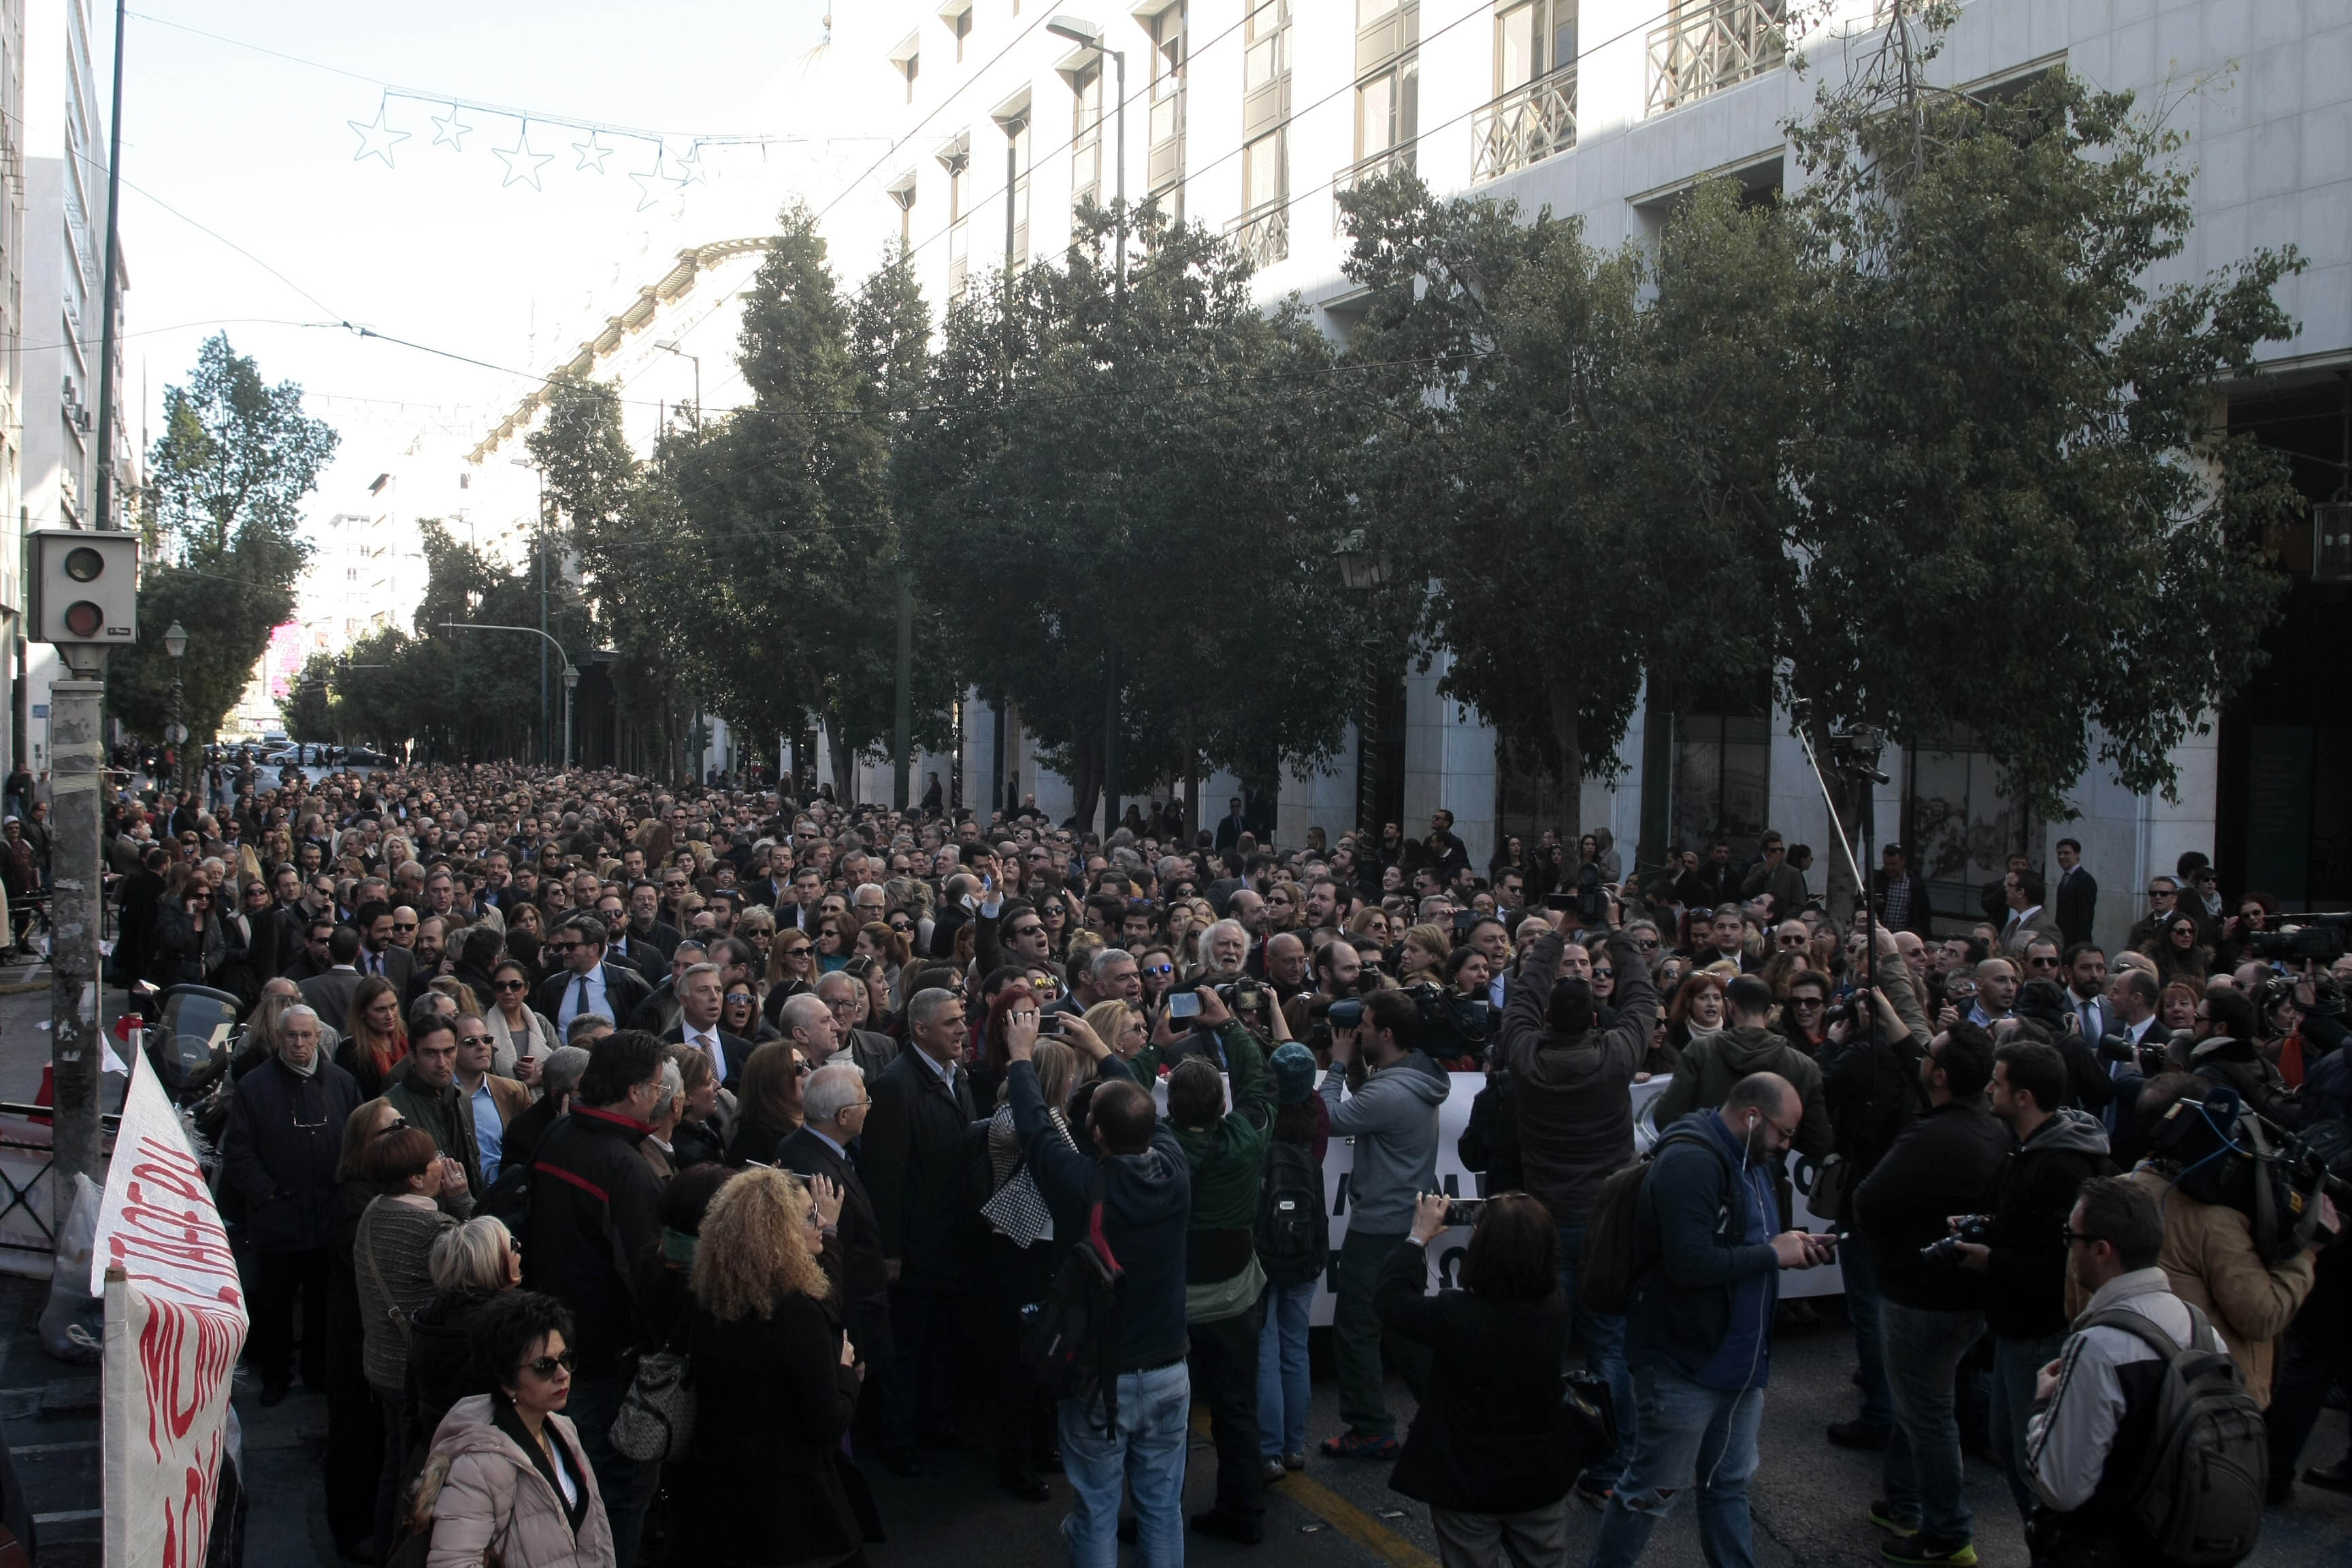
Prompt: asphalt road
<box><xmin>0</xmin><ymin>973</ymin><xmax>2342</xmax><ymax>1566</ymax></box>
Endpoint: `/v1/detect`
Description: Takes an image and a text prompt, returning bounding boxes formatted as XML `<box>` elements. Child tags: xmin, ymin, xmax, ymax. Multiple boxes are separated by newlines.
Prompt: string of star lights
<box><xmin>346</xmin><ymin>88</ymin><xmax>860</xmax><ymax>208</ymax></box>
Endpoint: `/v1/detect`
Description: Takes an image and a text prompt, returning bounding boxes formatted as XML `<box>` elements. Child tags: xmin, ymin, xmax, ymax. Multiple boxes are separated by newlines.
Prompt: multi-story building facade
<box><xmin>816</xmin><ymin>0</ymin><xmax>2352</xmax><ymax>951</ymax></box>
<box><xmin>18</xmin><ymin>0</ymin><xmax>122</xmax><ymax>776</ymax></box>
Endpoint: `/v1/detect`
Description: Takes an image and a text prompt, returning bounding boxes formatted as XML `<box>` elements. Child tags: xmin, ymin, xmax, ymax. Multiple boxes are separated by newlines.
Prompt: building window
<box><xmin>1673</xmin><ymin>712</ymin><xmax>1770</xmax><ymax>868</ymax></box>
<box><xmin>1473</xmin><ymin>0</ymin><xmax>1578</xmax><ymax>181</ymax></box>
<box><xmin>1243</xmin><ymin>0</ymin><xmax>1290</xmax><ymax>95</ymax></box>
<box><xmin>1904</xmin><ymin>727</ymin><xmax>2036</xmax><ymax>930</ymax></box>
<box><xmin>1354</xmin><ymin>58</ymin><xmax>1417</xmax><ymax>166</ymax></box>
<box><xmin>1228</xmin><ymin>0</ymin><xmax>1290</xmax><ymax>265</ymax></box>
<box><xmin>1071</xmin><ymin>63</ymin><xmax>1105</xmax><ymax>212</ymax></box>
<box><xmin>1147</xmin><ymin>3</ymin><xmax>1187</xmax><ymax>210</ymax></box>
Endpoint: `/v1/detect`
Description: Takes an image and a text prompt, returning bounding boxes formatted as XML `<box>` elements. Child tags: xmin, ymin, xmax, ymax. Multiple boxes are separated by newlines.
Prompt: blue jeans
<box><xmin>1840</xmin><ymin>1233</ymin><xmax>1894</xmax><ymax>1429</ymax></box>
<box><xmin>1588</xmin><ymin>1358</ymin><xmax>1765</xmax><ymax>1568</ymax></box>
<box><xmin>1989</xmin><ymin>1333</ymin><xmax>2063</xmax><ymax>1519</ymax></box>
<box><xmin>1060</xmin><ymin>1362</ymin><xmax>1190</xmax><ymax>1568</ymax></box>
<box><xmin>1559</xmin><ymin>1222</ymin><xmax>1636</xmax><ymax>1484</ymax></box>
<box><xmin>1880</xmin><ymin>1303</ymin><xmax>1986</xmax><ymax>1544</ymax></box>
<box><xmin>1257</xmin><ymin>1278</ymin><xmax>1314</xmax><ymax>1460</ymax></box>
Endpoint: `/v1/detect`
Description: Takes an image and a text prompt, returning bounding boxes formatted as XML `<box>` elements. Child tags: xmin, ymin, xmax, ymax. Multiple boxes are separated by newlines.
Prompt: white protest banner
<box><xmin>93</xmin><ymin>1049</ymin><xmax>247</xmax><ymax>1568</ymax></box>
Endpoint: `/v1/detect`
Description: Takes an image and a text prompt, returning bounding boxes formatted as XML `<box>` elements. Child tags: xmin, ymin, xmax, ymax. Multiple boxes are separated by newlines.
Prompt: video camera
<box><xmin>2147</xmin><ymin>1083</ymin><xmax>2351</xmax><ymax>1265</ymax></box>
<box><xmin>2247</xmin><ymin>913</ymin><xmax>2351</xmax><ymax>964</ymax></box>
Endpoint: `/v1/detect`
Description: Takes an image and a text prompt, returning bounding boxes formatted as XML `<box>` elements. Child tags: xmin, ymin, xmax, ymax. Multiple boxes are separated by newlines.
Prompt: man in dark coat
<box><xmin>219</xmin><ymin>1003</ymin><xmax>359</xmax><ymax>1403</ymax></box>
<box><xmin>860</xmin><ymin>985</ymin><xmax>978</xmax><ymax>1473</ymax></box>
<box><xmin>780</xmin><ymin>1063</ymin><xmax>892</xmax><ymax>1371</ymax></box>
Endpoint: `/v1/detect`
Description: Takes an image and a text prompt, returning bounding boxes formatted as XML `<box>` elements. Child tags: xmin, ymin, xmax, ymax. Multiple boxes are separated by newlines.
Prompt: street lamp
<box><xmin>1049</xmin><ymin>14</ymin><xmax>1129</xmax><ymax>837</ymax></box>
<box><xmin>1046</xmin><ymin>16</ymin><xmax>1126</xmax><ymax>297</ymax></box>
<box><xmin>163</xmin><ymin>619</ymin><xmax>189</xmax><ymax>788</ymax></box>
<box><xmin>1333</xmin><ymin>533</ymin><xmax>1392</xmax><ymax>835</ymax></box>
<box><xmin>561</xmin><ymin>663</ymin><xmax>581</xmax><ymax>768</ymax></box>
<box><xmin>655</xmin><ymin>340</ymin><xmax>702</xmax><ymax>436</ymax></box>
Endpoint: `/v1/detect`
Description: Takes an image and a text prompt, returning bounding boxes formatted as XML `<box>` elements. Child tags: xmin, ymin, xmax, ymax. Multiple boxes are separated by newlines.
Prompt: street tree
<box><xmin>109</xmin><ymin>334</ymin><xmax>337</xmax><ymax>748</ymax></box>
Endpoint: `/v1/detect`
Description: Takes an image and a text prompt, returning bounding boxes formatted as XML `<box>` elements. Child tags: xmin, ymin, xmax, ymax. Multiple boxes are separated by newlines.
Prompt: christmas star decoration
<box><xmin>431</xmin><ymin>103</ymin><xmax>474</xmax><ymax>152</ymax></box>
<box><xmin>348</xmin><ymin>99</ymin><xmax>410</xmax><ymax>167</ymax></box>
<box><xmin>493</xmin><ymin>123</ymin><xmax>555</xmax><ymax>190</ymax></box>
<box><xmin>574</xmin><ymin>131</ymin><xmax>615</xmax><ymax>174</ymax></box>
<box><xmin>630</xmin><ymin>152</ymin><xmax>670</xmax><ymax>211</ymax></box>
<box><xmin>665</xmin><ymin>140</ymin><xmax>705</xmax><ymax>189</ymax></box>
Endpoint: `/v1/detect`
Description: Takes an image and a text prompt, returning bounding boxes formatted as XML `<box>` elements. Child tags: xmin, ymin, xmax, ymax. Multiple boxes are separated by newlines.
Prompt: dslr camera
<box><xmin>1215</xmin><ymin>979</ymin><xmax>1269</xmax><ymax>1017</ymax></box>
<box><xmin>1921</xmin><ymin>1214</ymin><xmax>1993</xmax><ymax>1264</ymax></box>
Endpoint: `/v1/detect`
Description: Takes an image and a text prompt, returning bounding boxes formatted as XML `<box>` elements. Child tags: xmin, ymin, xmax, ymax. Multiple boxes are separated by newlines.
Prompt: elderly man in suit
<box><xmin>780</xmin><ymin>1063</ymin><xmax>892</xmax><ymax>1375</ymax></box>
<box><xmin>1997</xmin><ymin>870</ymin><xmax>2065</xmax><ymax>959</ymax></box>
<box><xmin>862</xmin><ymin>986</ymin><xmax>978</xmax><ymax>1475</ymax></box>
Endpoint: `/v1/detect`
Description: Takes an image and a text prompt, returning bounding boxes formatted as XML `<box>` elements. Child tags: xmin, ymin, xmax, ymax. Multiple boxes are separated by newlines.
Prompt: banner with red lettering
<box><xmin>91</xmin><ymin>1049</ymin><xmax>246</xmax><ymax>1568</ymax></box>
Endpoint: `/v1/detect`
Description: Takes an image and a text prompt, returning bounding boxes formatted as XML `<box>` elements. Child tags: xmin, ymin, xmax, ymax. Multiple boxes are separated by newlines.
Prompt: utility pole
<box><xmin>892</xmin><ymin>569</ymin><xmax>912</xmax><ymax>812</ymax></box>
<box><xmin>92</xmin><ymin>0</ymin><xmax>126</xmax><ymax>534</ymax></box>
<box><xmin>47</xmin><ymin>661</ymin><xmax>103</xmax><ymax>1226</ymax></box>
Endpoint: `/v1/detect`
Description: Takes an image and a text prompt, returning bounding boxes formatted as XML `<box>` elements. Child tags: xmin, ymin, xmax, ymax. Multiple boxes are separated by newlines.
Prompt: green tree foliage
<box><xmin>108</xmin><ymin>334</ymin><xmax>337</xmax><ymax>745</ymax></box>
<box><xmin>901</xmin><ymin>203</ymin><xmax>1365</xmax><ymax>827</ymax></box>
<box><xmin>666</xmin><ymin>214</ymin><xmax>954</xmax><ymax>798</ymax></box>
<box><xmin>281</xmin><ymin>652</ymin><xmax>336</xmax><ymax>742</ymax></box>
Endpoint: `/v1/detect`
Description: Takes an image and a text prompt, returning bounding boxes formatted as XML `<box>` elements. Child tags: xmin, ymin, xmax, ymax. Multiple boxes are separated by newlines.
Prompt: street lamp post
<box><xmin>1047</xmin><ymin>16</ymin><xmax>1128</xmax><ymax>838</ymax></box>
<box><xmin>562</xmin><ymin>663</ymin><xmax>581</xmax><ymax>768</ymax></box>
<box><xmin>163</xmin><ymin>619</ymin><xmax>189</xmax><ymax>789</ymax></box>
<box><xmin>1335</xmin><ymin>532</ymin><xmax>1392</xmax><ymax>837</ymax></box>
<box><xmin>655</xmin><ymin>341</ymin><xmax>702</xmax><ymax>435</ymax></box>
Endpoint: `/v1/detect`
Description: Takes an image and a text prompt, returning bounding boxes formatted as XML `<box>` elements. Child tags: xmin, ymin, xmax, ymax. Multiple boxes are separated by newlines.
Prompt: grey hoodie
<box><xmin>1320</xmin><ymin>1049</ymin><xmax>1452</xmax><ymax>1235</ymax></box>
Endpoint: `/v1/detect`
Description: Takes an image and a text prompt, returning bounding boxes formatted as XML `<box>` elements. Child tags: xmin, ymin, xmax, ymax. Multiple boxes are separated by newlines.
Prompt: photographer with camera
<box><xmin>1500</xmin><ymin>914</ymin><xmax>1659</xmax><ymax>1504</ymax></box>
<box><xmin>1940</xmin><ymin>1041</ymin><xmax>2112</xmax><ymax>1520</ymax></box>
<box><xmin>1850</xmin><ymin>1023</ymin><xmax>2009</xmax><ymax>1566</ymax></box>
<box><xmin>2188</xmin><ymin>987</ymin><xmax>2303</xmax><ymax>1131</ymax></box>
<box><xmin>1317</xmin><ymin>988</ymin><xmax>1453</xmax><ymax>1461</ymax></box>
<box><xmin>2126</xmin><ymin>1073</ymin><xmax>2332</xmax><ymax>1410</ymax></box>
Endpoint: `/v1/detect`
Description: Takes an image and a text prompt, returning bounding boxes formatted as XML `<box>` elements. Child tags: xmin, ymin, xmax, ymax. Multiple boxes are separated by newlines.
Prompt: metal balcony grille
<box><xmin>1646</xmin><ymin>1</ymin><xmax>1784</xmax><ymax>117</ymax></box>
<box><xmin>1226</xmin><ymin>198</ymin><xmax>1290</xmax><ymax>270</ymax></box>
<box><xmin>1333</xmin><ymin>145</ymin><xmax>1416</xmax><ymax>233</ymax></box>
<box><xmin>1470</xmin><ymin>68</ymin><xmax>1577</xmax><ymax>184</ymax></box>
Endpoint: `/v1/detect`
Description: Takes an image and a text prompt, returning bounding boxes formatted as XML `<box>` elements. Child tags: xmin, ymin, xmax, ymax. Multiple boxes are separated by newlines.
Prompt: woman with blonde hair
<box><xmin>1085</xmin><ymin>998</ymin><xmax>1147</xmax><ymax>1068</ymax></box>
<box><xmin>684</xmin><ymin>1166</ymin><xmax>882</xmax><ymax>1567</ymax></box>
<box><xmin>1399</xmin><ymin>924</ymin><xmax>1452</xmax><ymax>985</ymax></box>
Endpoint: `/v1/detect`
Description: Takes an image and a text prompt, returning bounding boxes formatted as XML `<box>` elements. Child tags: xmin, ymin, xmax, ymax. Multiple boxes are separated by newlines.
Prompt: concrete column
<box><xmin>47</xmin><ymin>676</ymin><xmax>104</xmax><ymax>1224</ymax></box>
<box><xmin>1403</xmin><ymin>647</ymin><xmax>1499</xmax><ymax>873</ymax></box>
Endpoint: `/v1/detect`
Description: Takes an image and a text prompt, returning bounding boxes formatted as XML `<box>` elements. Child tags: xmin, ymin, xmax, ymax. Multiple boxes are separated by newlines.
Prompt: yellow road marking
<box><xmin>1190</xmin><ymin>1407</ymin><xmax>1435</xmax><ymax>1567</ymax></box>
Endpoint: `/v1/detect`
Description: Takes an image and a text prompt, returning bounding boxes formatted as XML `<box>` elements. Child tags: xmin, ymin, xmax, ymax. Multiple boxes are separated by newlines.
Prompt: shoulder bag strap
<box><xmin>358</xmin><ymin>1211</ymin><xmax>409</xmax><ymax>1331</ymax></box>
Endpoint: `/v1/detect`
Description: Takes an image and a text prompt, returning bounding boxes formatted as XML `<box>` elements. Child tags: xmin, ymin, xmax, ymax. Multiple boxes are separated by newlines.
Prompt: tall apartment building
<box><xmin>18</xmin><ymin>0</ymin><xmax>124</xmax><ymax>776</ymax></box>
<box><xmin>819</xmin><ymin>1</ymin><xmax>2352</xmax><ymax>949</ymax></box>
<box><xmin>0</xmin><ymin>5</ymin><xmax>24</xmax><ymax>777</ymax></box>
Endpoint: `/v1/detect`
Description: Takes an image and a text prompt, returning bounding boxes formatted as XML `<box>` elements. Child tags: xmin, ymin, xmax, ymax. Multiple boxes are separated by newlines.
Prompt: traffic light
<box><xmin>29</xmin><ymin>529</ymin><xmax>139</xmax><ymax>646</ymax></box>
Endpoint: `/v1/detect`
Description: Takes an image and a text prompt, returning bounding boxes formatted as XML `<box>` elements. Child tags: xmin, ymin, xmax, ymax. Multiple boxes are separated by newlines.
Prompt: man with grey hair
<box><xmin>662</xmin><ymin>962</ymin><xmax>747</xmax><ymax>1089</ymax></box>
<box><xmin>568</xmin><ymin>1011</ymin><xmax>616</xmax><ymax>1047</ymax></box>
<box><xmin>781</xmin><ymin>1062</ymin><xmax>889</xmax><ymax>1368</ymax></box>
<box><xmin>221</xmin><ymin>992</ymin><xmax>361</xmax><ymax>1405</ymax></box>
<box><xmin>815</xmin><ymin>970</ymin><xmax>898</xmax><ymax>1077</ymax></box>
<box><xmin>502</xmin><ymin>1044</ymin><xmax>593</xmax><ymax>1176</ymax></box>
<box><xmin>1200</xmin><ymin>919</ymin><xmax>1250</xmax><ymax>982</ymax></box>
<box><xmin>851</xmin><ymin>881</ymin><xmax>889</xmax><ymax>924</ymax></box>
<box><xmin>779</xmin><ymin>991</ymin><xmax>840</xmax><ymax>1067</ymax></box>
<box><xmin>864</xmin><ymin>987</ymin><xmax>978</xmax><ymax>1473</ymax></box>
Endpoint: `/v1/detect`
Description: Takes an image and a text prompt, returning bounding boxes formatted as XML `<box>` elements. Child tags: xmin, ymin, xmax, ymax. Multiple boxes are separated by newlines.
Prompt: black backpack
<box><xmin>1254</xmin><ymin>1139</ymin><xmax>1328</xmax><ymax>1286</ymax></box>
<box><xmin>1018</xmin><ymin>1166</ymin><xmax>1125</xmax><ymax>1433</ymax></box>
<box><xmin>1578</xmin><ymin>1131</ymin><xmax>1734</xmax><ymax>1316</ymax></box>
<box><xmin>2079</xmin><ymin>1305</ymin><xmax>2267</xmax><ymax>1566</ymax></box>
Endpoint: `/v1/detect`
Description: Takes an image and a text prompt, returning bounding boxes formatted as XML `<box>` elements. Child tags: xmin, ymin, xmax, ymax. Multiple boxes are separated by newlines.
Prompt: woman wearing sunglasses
<box><xmin>724</xmin><ymin>1043</ymin><xmax>811</xmax><ymax>1168</ymax></box>
<box><xmin>485</xmin><ymin>958</ymin><xmax>559</xmax><ymax>1079</ymax></box>
<box><xmin>761</xmin><ymin>934</ymin><xmax>817</xmax><ymax>1029</ymax></box>
<box><xmin>721</xmin><ymin>985</ymin><xmax>783</xmax><ymax>1045</ymax></box>
<box><xmin>416</xmin><ymin>1290</ymin><xmax>615</xmax><ymax>1567</ymax></box>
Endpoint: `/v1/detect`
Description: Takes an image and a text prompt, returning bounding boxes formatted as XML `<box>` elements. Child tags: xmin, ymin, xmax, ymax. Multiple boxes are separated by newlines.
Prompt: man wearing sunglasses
<box><xmin>220</xmin><ymin>1002</ymin><xmax>359</xmax><ymax>1405</ymax></box>
<box><xmin>536</xmin><ymin>914</ymin><xmax>650</xmax><ymax>1040</ymax></box>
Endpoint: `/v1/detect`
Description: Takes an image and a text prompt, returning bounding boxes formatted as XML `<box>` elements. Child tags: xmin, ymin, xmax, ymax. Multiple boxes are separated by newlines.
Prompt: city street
<box><xmin>0</xmin><ymin>975</ymin><xmax>2342</xmax><ymax>1568</ymax></box>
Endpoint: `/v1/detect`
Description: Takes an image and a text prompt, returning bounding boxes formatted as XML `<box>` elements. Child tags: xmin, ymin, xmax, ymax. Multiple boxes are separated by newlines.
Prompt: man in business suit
<box><xmin>536</xmin><ymin>913</ymin><xmax>652</xmax><ymax>1041</ymax></box>
<box><xmin>1213</xmin><ymin>796</ymin><xmax>1249</xmax><ymax>852</ymax></box>
<box><xmin>1997</xmin><ymin>870</ymin><xmax>2065</xmax><ymax>958</ymax></box>
<box><xmin>351</xmin><ymin>900</ymin><xmax>416</xmax><ymax>992</ymax></box>
<box><xmin>862</xmin><ymin>985</ymin><xmax>978</xmax><ymax>1475</ymax></box>
<box><xmin>660</xmin><ymin>962</ymin><xmax>749</xmax><ymax>1092</ymax></box>
<box><xmin>617</xmin><ymin>879</ymin><xmax>683</xmax><ymax>969</ymax></box>
<box><xmin>2052</xmin><ymin>838</ymin><xmax>2097</xmax><ymax>950</ymax></box>
<box><xmin>780</xmin><ymin>1063</ymin><xmax>892</xmax><ymax>1373</ymax></box>
<box><xmin>815</xmin><ymin>970</ymin><xmax>900</xmax><ymax>1078</ymax></box>
<box><xmin>297</xmin><ymin>926</ymin><xmax>365</xmax><ymax>1031</ymax></box>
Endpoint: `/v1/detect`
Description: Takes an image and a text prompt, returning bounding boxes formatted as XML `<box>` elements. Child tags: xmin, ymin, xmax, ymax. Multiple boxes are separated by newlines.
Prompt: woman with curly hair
<box><xmin>684</xmin><ymin>1165</ymin><xmax>883</xmax><ymax>1567</ymax></box>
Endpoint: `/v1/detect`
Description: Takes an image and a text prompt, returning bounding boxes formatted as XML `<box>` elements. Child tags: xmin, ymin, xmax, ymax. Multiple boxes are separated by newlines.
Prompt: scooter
<box><xmin>126</xmin><ymin>981</ymin><xmax>243</xmax><ymax>1152</ymax></box>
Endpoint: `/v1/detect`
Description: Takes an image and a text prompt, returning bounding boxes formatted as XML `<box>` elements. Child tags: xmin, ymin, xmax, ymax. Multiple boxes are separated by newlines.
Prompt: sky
<box><xmin>110</xmin><ymin>0</ymin><xmax>875</xmax><ymax>527</ymax></box>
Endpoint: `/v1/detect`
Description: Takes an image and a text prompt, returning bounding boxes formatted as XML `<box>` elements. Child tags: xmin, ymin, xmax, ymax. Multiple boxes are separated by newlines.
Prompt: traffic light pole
<box><xmin>47</xmin><ymin>664</ymin><xmax>105</xmax><ymax>1225</ymax></box>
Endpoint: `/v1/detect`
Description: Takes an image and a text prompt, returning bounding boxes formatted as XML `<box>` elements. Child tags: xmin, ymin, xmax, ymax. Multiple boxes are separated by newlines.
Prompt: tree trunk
<box><xmin>1548</xmin><ymin>679</ymin><xmax>1584</xmax><ymax>849</ymax></box>
<box><xmin>1182</xmin><ymin>738</ymin><xmax>1200</xmax><ymax>851</ymax></box>
<box><xmin>1070</xmin><ymin>742</ymin><xmax>1101</xmax><ymax>838</ymax></box>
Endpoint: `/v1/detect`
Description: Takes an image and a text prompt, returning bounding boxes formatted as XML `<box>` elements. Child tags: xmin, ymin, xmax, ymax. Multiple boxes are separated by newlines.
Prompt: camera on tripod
<box><xmin>1828</xmin><ymin>724</ymin><xmax>1890</xmax><ymax>786</ymax></box>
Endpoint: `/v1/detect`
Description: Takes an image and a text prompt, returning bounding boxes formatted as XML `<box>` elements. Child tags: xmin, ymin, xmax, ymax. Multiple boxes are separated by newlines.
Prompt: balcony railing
<box><xmin>1646</xmin><ymin>0</ymin><xmax>1784</xmax><ymax>117</ymax></box>
<box><xmin>1226</xmin><ymin>197</ymin><xmax>1290</xmax><ymax>270</ymax></box>
<box><xmin>1471</xmin><ymin>68</ymin><xmax>1577</xmax><ymax>184</ymax></box>
<box><xmin>1333</xmin><ymin>145</ymin><xmax>1415</xmax><ymax>233</ymax></box>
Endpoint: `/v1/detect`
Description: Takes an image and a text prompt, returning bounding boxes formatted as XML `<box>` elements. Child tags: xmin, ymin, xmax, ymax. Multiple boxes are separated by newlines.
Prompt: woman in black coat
<box><xmin>1376</xmin><ymin>1192</ymin><xmax>1577</xmax><ymax>1566</ymax></box>
<box><xmin>686</xmin><ymin>1166</ymin><xmax>883</xmax><ymax>1567</ymax></box>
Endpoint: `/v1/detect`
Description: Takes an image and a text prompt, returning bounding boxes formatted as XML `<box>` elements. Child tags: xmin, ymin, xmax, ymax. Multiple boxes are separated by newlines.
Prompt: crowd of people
<box><xmin>105</xmin><ymin>753</ymin><xmax>2347</xmax><ymax>1568</ymax></box>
